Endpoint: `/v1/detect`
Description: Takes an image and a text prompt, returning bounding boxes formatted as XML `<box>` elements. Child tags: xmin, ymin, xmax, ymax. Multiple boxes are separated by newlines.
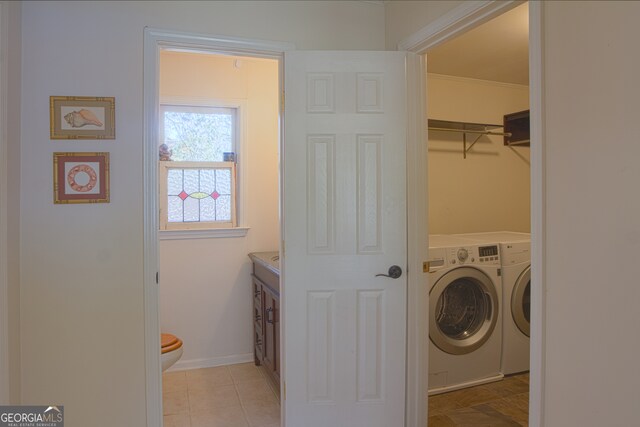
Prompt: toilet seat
<box><xmin>161</xmin><ymin>333</ymin><xmax>183</xmax><ymax>354</ymax></box>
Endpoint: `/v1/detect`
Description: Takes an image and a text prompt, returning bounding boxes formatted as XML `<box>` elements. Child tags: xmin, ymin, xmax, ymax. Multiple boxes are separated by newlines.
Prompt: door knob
<box><xmin>375</xmin><ymin>265</ymin><xmax>402</xmax><ymax>279</ymax></box>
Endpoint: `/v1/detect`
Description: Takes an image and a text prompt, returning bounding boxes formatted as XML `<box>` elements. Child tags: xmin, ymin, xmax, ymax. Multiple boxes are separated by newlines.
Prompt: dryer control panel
<box><xmin>445</xmin><ymin>245</ymin><xmax>501</xmax><ymax>266</ymax></box>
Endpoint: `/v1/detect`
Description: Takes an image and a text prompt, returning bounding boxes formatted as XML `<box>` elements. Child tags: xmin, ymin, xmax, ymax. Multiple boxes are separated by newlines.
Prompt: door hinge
<box><xmin>283</xmin><ymin>381</ymin><xmax>286</xmax><ymax>400</ymax></box>
<box><xmin>156</xmin><ymin>272</ymin><xmax>159</xmax><ymax>284</ymax></box>
<box><xmin>423</xmin><ymin>261</ymin><xmax>429</xmax><ymax>273</ymax></box>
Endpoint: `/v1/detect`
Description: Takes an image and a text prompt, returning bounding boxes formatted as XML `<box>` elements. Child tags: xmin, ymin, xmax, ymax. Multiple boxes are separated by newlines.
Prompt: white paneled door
<box><xmin>283</xmin><ymin>51</ymin><xmax>414</xmax><ymax>427</ymax></box>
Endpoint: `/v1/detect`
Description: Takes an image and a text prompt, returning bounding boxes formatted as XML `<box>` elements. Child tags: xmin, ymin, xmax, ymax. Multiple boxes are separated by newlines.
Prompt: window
<box><xmin>159</xmin><ymin>104</ymin><xmax>239</xmax><ymax>231</ymax></box>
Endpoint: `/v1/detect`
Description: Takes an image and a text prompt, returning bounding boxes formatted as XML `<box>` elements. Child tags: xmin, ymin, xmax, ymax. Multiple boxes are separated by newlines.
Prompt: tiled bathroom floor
<box><xmin>428</xmin><ymin>373</ymin><xmax>530</xmax><ymax>426</ymax></box>
<box><xmin>163</xmin><ymin>362</ymin><xmax>280</xmax><ymax>427</ymax></box>
<box><xmin>164</xmin><ymin>365</ymin><xmax>527</xmax><ymax>427</ymax></box>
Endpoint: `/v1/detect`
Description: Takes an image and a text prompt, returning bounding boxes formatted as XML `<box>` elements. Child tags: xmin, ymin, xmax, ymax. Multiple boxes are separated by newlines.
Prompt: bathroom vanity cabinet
<box><xmin>249</xmin><ymin>252</ymin><xmax>280</xmax><ymax>397</ymax></box>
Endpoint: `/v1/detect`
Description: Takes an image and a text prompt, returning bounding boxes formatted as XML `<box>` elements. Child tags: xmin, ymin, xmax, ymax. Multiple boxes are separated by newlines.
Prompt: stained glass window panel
<box><xmin>183</xmin><ymin>197</ymin><xmax>199</xmax><ymax>222</ymax></box>
<box><xmin>167</xmin><ymin>169</ymin><xmax>183</xmax><ymax>195</ymax></box>
<box><xmin>216</xmin><ymin>195</ymin><xmax>231</xmax><ymax>221</ymax></box>
<box><xmin>167</xmin><ymin>196</ymin><xmax>183</xmax><ymax>223</ymax></box>
<box><xmin>162</xmin><ymin>164</ymin><xmax>235</xmax><ymax>228</ymax></box>
<box><xmin>183</xmin><ymin>169</ymin><xmax>200</xmax><ymax>194</ymax></box>
<box><xmin>200</xmin><ymin>169</ymin><xmax>216</xmax><ymax>194</ymax></box>
<box><xmin>215</xmin><ymin>169</ymin><xmax>231</xmax><ymax>195</ymax></box>
<box><xmin>200</xmin><ymin>198</ymin><xmax>216</xmax><ymax>222</ymax></box>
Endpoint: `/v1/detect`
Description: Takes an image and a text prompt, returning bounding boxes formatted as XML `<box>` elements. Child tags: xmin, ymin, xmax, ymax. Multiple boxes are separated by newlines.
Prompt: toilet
<box><xmin>161</xmin><ymin>333</ymin><xmax>183</xmax><ymax>372</ymax></box>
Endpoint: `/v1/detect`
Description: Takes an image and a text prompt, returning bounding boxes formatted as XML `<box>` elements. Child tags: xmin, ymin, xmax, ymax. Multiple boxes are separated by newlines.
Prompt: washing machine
<box><xmin>453</xmin><ymin>232</ymin><xmax>531</xmax><ymax>375</ymax></box>
<box><xmin>427</xmin><ymin>234</ymin><xmax>504</xmax><ymax>395</ymax></box>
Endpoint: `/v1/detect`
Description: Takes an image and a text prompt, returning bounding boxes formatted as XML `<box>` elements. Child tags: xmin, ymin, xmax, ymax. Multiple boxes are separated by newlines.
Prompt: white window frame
<box><xmin>158</xmin><ymin>97</ymin><xmax>249</xmax><ymax>239</ymax></box>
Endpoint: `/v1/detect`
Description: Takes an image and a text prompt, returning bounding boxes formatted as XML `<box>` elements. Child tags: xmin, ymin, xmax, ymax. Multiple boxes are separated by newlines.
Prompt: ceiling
<box><xmin>425</xmin><ymin>2</ymin><xmax>529</xmax><ymax>85</ymax></box>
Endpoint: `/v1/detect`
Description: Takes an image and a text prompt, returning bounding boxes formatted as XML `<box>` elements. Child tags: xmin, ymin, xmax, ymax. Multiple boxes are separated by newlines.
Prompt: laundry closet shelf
<box><xmin>428</xmin><ymin>119</ymin><xmax>511</xmax><ymax>159</ymax></box>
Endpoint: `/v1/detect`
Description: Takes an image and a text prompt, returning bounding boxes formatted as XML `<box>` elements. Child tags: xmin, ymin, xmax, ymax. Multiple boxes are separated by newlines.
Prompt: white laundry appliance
<box><xmin>453</xmin><ymin>232</ymin><xmax>531</xmax><ymax>375</ymax></box>
<box><xmin>427</xmin><ymin>234</ymin><xmax>504</xmax><ymax>395</ymax></box>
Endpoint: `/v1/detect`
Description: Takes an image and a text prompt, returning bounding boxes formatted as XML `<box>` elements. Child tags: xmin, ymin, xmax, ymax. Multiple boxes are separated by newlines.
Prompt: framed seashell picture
<box><xmin>50</xmin><ymin>96</ymin><xmax>115</xmax><ymax>139</ymax></box>
<box><xmin>53</xmin><ymin>152</ymin><xmax>110</xmax><ymax>204</ymax></box>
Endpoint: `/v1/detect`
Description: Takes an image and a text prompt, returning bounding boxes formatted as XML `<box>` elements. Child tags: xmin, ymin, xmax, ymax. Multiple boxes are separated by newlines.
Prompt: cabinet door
<box><xmin>263</xmin><ymin>288</ymin><xmax>277</xmax><ymax>375</ymax></box>
<box><xmin>252</xmin><ymin>279</ymin><xmax>264</xmax><ymax>364</ymax></box>
<box><xmin>274</xmin><ymin>295</ymin><xmax>280</xmax><ymax>382</ymax></box>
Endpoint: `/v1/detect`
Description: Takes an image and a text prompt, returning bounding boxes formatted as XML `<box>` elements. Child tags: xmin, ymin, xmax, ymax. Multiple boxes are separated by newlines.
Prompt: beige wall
<box><xmin>543</xmin><ymin>1</ymin><xmax>640</xmax><ymax>425</ymax></box>
<box><xmin>384</xmin><ymin>0</ymin><xmax>464</xmax><ymax>49</ymax></box>
<box><xmin>3</xmin><ymin>0</ymin><xmax>21</xmax><ymax>404</ymax></box>
<box><xmin>159</xmin><ymin>52</ymin><xmax>279</xmax><ymax>369</ymax></box>
<box><xmin>428</xmin><ymin>74</ymin><xmax>530</xmax><ymax>234</ymax></box>
<box><xmin>18</xmin><ymin>1</ymin><xmax>385</xmax><ymax>426</ymax></box>
<box><xmin>6</xmin><ymin>1</ymin><xmax>20</xmax><ymax>403</ymax></box>
<box><xmin>17</xmin><ymin>1</ymin><xmax>640</xmax><ymax>425</ymax></box>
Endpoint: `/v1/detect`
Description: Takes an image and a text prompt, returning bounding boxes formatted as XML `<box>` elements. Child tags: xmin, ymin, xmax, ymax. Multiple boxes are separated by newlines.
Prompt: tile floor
<box><xmin>165</xmin><ymin>364</ymin><xmax>527</xmax><ymax>427</ymax></box>
<box><xmin>428</xmin><ymin>373</ymin><xmax>530</xmax><ymax>426</ymax></box>
<box><xmin>163</xmin><ymin>362</ymin><xmax>280</xmax><ymax>427</ymax></box>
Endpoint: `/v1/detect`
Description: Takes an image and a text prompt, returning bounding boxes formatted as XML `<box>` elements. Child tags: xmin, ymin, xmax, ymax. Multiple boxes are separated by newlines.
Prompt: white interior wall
<box><xmin>384</xmin><ymin>0</ymin><xmax>465</xmax><ymax>49</ymax></box>
<box><xmin>2</xmin><ymin>0</ymin><xmax>21</xmax><ymax>404</ymax></box>
<box><xmin>427</xmin><ymin>73</ymin><xmax>530</xmax><ymax>234</ymax></box>
<box><xmin>19</xmin><ymin>1</ymin><xmax>385</xmax><ymax>426</ymax></box>
<box><xmin>543</xmin><ymin>2</ymin><xmax>640</xmax><ymax>425</ymax></box>
<box><xmin>16</xmin><ymin>1</ymin><xmax>640</xmax><ymax>425</ymax></box>
<box><xmin>158</xmin><ymin>52</ymin><xmax>279</xmax><ymax>369</ymax></box>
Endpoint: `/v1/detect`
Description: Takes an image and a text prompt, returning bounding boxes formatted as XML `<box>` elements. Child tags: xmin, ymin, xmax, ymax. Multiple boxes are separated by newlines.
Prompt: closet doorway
<box><xmin>417</xmin><ymin>2</ymin><xmax>539</xmax><ymax>425</ymax></box>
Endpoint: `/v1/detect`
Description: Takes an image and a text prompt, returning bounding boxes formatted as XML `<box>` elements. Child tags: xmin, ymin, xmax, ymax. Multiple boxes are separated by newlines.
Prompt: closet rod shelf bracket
<box><xmin>428</xmin><ymin>119</ymin><xmax>511</xmax><ymax>159</ymax></box>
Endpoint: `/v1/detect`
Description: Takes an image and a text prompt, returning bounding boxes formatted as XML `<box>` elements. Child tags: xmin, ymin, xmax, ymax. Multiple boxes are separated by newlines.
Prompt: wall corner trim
<box><xmin>396</xmin><ymin>0</ymin><xmax>524</xmax><ymax>52</ymax></box>
<box><xmin>145</xmin><ymin>27</ymin><xmax>296</xmax><ymax>57</ymax></box>
<box><xmin>0</xmin><ymin>0</ymin><xmax>10</xmax><ymax>405</ymax></box>
<box><xmin>528</xmin><ymin>2</ymin><xmax>547</xmax><ymax>426</ymax></box>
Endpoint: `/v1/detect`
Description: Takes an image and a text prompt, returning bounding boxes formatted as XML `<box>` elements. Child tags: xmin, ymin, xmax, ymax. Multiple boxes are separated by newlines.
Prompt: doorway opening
<box><xmin>423</xmin><ymin>2</ymin><xmax>532</xmax><ymax>425</ymax></box>
<box><xmin>143</xmin><ymin>28</ymin><xmax>292</xmax><ymax>427</ymax></box>
<box><xmin>157</xmin><ymin>49</ymin><xmax>282</xmax><ymax>425</ymax></box>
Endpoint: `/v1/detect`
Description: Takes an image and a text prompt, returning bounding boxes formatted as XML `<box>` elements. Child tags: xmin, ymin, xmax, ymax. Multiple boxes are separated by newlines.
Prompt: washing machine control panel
<box><xmin>447</xmin><ymin>245</ymin><xmax>500</xmax><ymax>265</ymax></box>
<box><xmin>457</xmin><ymin>248</ymin><xmax>469</xmax><ymax>262</ymax></box>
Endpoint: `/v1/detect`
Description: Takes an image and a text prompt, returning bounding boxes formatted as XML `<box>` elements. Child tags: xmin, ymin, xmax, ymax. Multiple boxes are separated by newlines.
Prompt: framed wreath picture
<box><xmin>53</xmin><ymin>152</ymin><xmax>110</xmax><ymax>204</ymax></box>
<box><xmin>50</xmin><ymin>96</ymin><xmax>115</xmax><ymax>139</ymax></box>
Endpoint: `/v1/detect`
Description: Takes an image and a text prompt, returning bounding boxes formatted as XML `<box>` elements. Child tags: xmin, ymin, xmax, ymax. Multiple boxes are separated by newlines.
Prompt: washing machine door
<box><xmin>429</xmin><ymin>267</ymin><xmax>499</xmax><ymax>355</ymax></box>
<box><xmin>512</xmin><ymin>265</ymin><xmax>531</xmax><ymax>337</ymax></box>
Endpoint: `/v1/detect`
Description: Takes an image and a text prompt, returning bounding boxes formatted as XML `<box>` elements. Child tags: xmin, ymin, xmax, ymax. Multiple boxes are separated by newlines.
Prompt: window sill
<box><xmin>159</xmin><ymin>227</ymin><xmax>250</xmax><ymax>241</ymax></box>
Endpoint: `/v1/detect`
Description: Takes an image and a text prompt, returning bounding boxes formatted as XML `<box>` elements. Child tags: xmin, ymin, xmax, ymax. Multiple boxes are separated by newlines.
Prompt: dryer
<box><xmin>427</xmin><ymin>235</ymin><xmax>504</xmax><ymax>394</ymax></box>
<box><xmin>453</xmin><ymin>232</ymin><xmax>531</xmax><ymax>375</ymax></box>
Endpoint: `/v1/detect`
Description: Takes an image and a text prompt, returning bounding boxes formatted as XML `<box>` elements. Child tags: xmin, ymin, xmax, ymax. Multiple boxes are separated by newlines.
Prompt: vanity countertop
<box><xmin>248</xmin><ymin>251</ymin><xmax>280</xmax><ymax>276</ymax></box>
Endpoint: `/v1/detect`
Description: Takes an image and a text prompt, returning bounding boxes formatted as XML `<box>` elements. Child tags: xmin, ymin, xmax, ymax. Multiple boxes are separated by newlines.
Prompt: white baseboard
<box><xmin>166</xmin><ymin>352</ymin><xmax>254</xmax><ymax>372</ymax></box>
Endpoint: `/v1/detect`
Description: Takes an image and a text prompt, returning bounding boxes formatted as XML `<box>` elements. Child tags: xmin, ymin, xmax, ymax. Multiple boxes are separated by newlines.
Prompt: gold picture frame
<box><xmin>53</xmin><ymin>152</ymin><xmax>110</xmax><ymax>204</ymax></box>
<box><xmin>50</xmin><ymin>96</ymin><xmax>115</xmax><ymax>139</ymax></box>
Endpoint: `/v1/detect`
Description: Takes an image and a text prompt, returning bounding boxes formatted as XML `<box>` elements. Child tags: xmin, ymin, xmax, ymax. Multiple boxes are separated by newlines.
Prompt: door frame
<box><xmin>142</xmin><ymin>27</ymin><xmax>294</xmax><ymax>426</ymax></box>
<box><xmin>398</xmin><ymin>1</ymin><xmax>546</xmax><ymax>426</ymax></box>
<box><xmin>0</xmin><ymin>0</ymin><xmax>9</xmax><ymax>404</ymax></box>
